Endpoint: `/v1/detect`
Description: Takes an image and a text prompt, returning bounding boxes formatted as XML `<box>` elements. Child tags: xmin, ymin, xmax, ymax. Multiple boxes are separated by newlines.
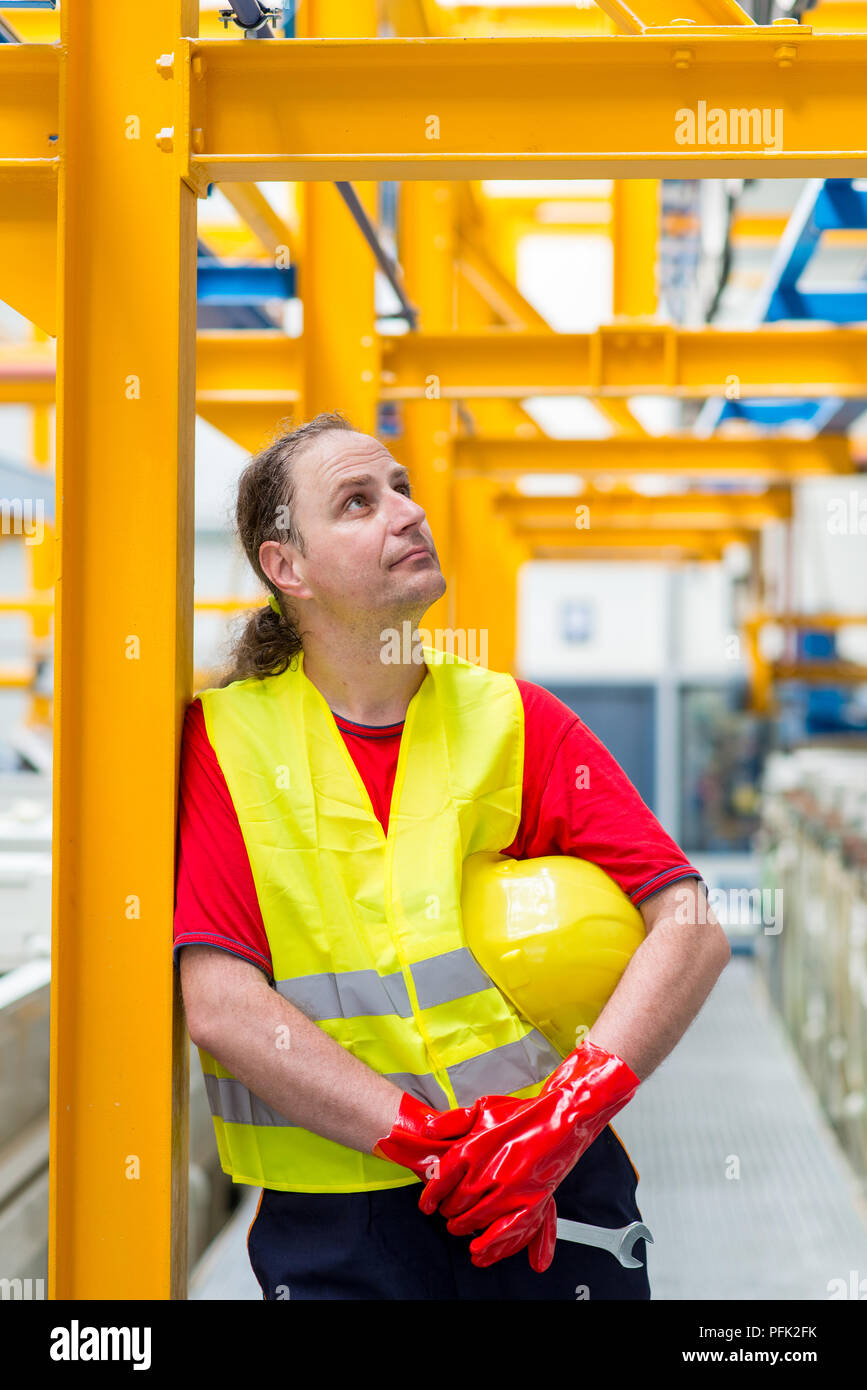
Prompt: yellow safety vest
<box><xmin>194</xmin><ymin>644</ymin><xmax>563</xmax><ymax>1193</ymax></box>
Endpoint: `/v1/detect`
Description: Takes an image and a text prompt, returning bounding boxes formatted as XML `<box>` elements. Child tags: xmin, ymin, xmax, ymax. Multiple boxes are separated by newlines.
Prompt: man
<box><xmin>174</xmin><ymin>410</ymin><xmax>730</xmax><ymax>1301</ymax></box>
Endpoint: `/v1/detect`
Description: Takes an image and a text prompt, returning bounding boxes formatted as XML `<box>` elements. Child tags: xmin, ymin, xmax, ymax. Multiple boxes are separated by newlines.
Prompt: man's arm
<box><xmin>180</xmin><ymin>943</ymin><xmax>403</xmax><ymax>1154</ymax></box>
<box><xmin>586</xmin><ymin>876</ymin><xmax>730</xmax><ymax>1081</ymax></box>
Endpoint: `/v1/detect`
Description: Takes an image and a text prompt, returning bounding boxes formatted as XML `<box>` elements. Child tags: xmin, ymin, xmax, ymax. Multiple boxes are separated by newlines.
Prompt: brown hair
<box><xmin>212</xmin><ymin>410</ymin><xmax>357</xmax><ymax>687</ymax></box>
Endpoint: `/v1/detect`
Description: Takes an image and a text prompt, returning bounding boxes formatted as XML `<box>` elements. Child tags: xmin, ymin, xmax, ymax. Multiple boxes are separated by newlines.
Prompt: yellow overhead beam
<box><xmin>516</xmin><ymin>524</ymin><xmax>752</xmax><ymax>546</ymax></box>
<box><xmin>746</xmin><ymin>611</ymin><xmax>867</xmax><ymax>630</ymax></box>
<box><xmin>456</xmin><ymin>234</ymin><xmax>550</xmax><ymax>331</ymax></box>
<box><xmin>0</xmin><ymin>341</ymin><xmax>56</xmax><ymax>405</ymax></box>
<box><xmin>381</xmin><ymin>326</ymin><xmax>867</xmax><ymax>398</ymax></box>
<box><xmin>11</xmin><ymin>28</ymin><xmax>867</xmax><ymax>186</ymax></box>
<box><xmin>0</xmin><ymin>170</ymin><xmax>56</xmax><ymax>333</ymax></box>
<box><xmin>195</xmin><ymin>329</ymin><xmax>301</xmax><ymax>450</ymax></box>
<box><xmin>595</xmin><ymin>0</ymin><xmax>753</xmax><ymax>35</ymax></box>
<box><xmin>493</xmin><ymin>486</ymin><xmax>793</xmax><ymax>526</ymax></box>
<box><xmin>385</xmin><ymin>2</ymin><xmax>619</xmax><ymax>36</ymax></box>
<box><xmin>9</xmin><ymin>331</ymin><xmax>867</xmax><ymax>445</ymax></box>
<box><xmin>0</xmin><ymin>6</ymin><xmax>257</xmax><ymax>42</ymax></box>
<box><xmin>460</xmin><ymin>188</ymin><xmax>649</xmax><ymax>436</ymax></box>
<box><xmin>0</xmin><ymin>42</ymin><xmax>58</xmax><ymax>330</ymax></box>
<box><xmin>455</xmin><ymin>435</ymin><xmax>853</xmax><ymax>477</ymax></box>
<box><xmin>151</xmin><ymin>32</ymin><xmax>867</xmax><ymax>186</ymax></box>
<box><xmin>530</xmin><ymin>541</ymin><xmax>726</xmax><ymax>562</ymax></box>
<box><xmin>809</xmin><ymin>0</ymin><xmax>867</xmax><ymax>30</ymax></box>
<box><xmin>216</xmin><ymin>182</ymin><xmax>297</xmax><ymax>261</ymax></box>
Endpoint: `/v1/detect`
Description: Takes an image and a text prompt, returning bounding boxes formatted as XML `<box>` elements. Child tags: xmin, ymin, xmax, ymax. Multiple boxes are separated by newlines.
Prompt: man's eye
<box><xmin>346</xmin><ymin>494</ymin><xmax>367</xmax><ymax>510</ymax></box>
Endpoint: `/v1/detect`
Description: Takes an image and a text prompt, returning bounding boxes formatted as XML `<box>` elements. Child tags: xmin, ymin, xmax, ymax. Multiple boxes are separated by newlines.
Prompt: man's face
<box><xmin>284</xmin><ymin>430</ymin><xmax>446</xmax><ymax>623</ymax></box>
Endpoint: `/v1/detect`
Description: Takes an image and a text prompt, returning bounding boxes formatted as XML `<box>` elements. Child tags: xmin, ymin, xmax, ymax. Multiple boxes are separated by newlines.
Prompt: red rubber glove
<box><xmin>372</xmin><ymin>1091</ymin><xmax>483</xmax><ymax>1181</ymax></box>
<box><xmin>418</xmin><ymin>1039</ymin><xmax>640</xmax><ymax>1272</ymax></box>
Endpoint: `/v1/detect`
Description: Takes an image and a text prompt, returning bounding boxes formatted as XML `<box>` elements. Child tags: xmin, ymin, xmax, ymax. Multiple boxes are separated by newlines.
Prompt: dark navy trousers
<box><xmin>246</xmin><ymin>1125</ymin><xmax>651</xmax><ymax>1301</ymax></box>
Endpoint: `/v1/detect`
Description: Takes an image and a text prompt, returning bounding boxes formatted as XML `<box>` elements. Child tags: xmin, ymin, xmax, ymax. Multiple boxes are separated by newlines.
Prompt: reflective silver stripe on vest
<box><xmin>274</xmin><ymin>948</ymin><xmax>496</xmax><ymax>1023</ymax></box>
<box><xmin>204</xmin><ymin>1068</ymin><xmax>452</xmax><ymax>1129</ymax></box>
<box><xmin>204</xmin><ymin>1027</ymin><xmax>560</xmax><ymax>1131</ymax></box>
<box><xmin>275</xmin><ymin>968</ymin><xmax>413</xmax><ymax>1020</ymax></box>
<box><xmin>411</xmin><ymin>948</ymin><xmax>495</xmax><ymax>1010</ymax></box>
<box><xmin>447</xmin><ymin>1030</ymin><xmax>562</xmax><ymax>1107</ymax></box>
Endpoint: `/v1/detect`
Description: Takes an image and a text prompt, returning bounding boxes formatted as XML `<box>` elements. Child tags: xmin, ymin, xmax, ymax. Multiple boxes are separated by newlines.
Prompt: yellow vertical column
<box><xmin>611</xmin><ymin>180</ymin><xmax>659</xmax><ymax>317</ymax></box>
<box><xmin>50</xmin><ymin>0</ymin><xmax>197</xmax><ymax>1298</ymax></box>
<box><xmin>451</xmin><ymin>476</ymin><xmax>530</xmax><ymax>677</ymax></box>
<box><xmin>450</xmin><ymin>210</ymin><xmax>526</xmax><ymax>675</ymax></box>
<box><xmin>608</xmin><ymin>179</ymin><xmax>658</xmax><ymax>434</ymax></box>
<box><xmin>297</xmin><ymin>0</ymin><xmax>378</xmax><ymax>432</ymax></box>
<box><xmin>398</xmin><ymin>181</ymin><xmax>455</xmax><ymax>632</ymax></box>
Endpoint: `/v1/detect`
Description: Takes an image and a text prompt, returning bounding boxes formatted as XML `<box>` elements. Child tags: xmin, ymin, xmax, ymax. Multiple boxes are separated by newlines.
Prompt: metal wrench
<box><xmin>555</xmin><ymin>1217</ymin><xmax>653</xmax><ymax>1268</ymax></box>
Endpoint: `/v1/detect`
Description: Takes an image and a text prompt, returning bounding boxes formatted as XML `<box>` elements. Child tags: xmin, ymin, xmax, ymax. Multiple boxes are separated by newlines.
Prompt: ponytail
<box><xmin>209</xmin><ymin>410</ymin><xmax>356</xmax><ymax>687</ymax></box>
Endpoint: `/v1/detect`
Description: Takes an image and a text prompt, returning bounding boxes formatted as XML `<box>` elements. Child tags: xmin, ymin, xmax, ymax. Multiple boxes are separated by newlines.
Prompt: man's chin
<box><xmin>392</xmin><ymin>566</ymin><xmax>445</xmax><ymax>602</ymax></box>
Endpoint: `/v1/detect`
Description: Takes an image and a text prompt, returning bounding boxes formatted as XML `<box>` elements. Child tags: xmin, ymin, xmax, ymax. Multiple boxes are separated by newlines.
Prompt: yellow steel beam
<box><xmin>50</xmin><ymin>0</ymin><xmax>196</xmax><ymax>1300</ymax></box>
<box><xmin>2</xmin><ymin>7</ymin><xmax>265</xmax><ymax>42</ymax></box>
<box><xmin>216</xmin><ymin>182</ymin><xmax>297</xmax><ymax>261</ymax></box>
<box><xmin>0</xmin><ymin>43</ymin><xmax>57</xmax><ymax>162</ymax></box>
<box><xmin>451</xmin><ymin>475</ymin><xmax>530</xmax><ymax>673</ymax></box>
<box><xmin>0</xmin><ymin>39</ymin><xmax>58</xmax><ymax>329</ymax></box>
<box><xmin>608</xmin><ymin>178</ymin><xmax>658</xmax><ymax>436</ymax></box>
<box><xmin>732</xmin><ymin>215</ymin><xmax>867</xmax><ymax>247</ymax></box>
<box><xmin>595</xmin><ymin>0</ymin><xmax>753</xmax><ymax>36</ymax></box>
<box><xmin>196</xmin><ymin>329</ymin><xmax>301</xmax><ymax>450</ymax></box>
<box><xmin>531</xmin><ymin>541</ymin><xmax>726</xmax><ymax>561</ymax></box>
<box><xmin>458</xmin><ymin>195</ymin><xmax>647</xmax><ymax>436</ymax></box>
<box><xmin>0</xmin><ymin>341</ymin><xmax>56</xmax><ymax>405</ymax></box>
<box><xmin>772</xmin><ymin>661</ymin><xmax>867</xmax><ymax>680</ymax></box>
<box><xmin>493</xmin><ymin>486</ymin><xmax>792</xmax><ymax>525</ymax></box>
<box><xmin>381</xmin><ymin>326</ymin><xmax>867</xmax><ymax>398</ymax></box>
<box><xmin>384</xmin><ymin>1</ymin><xmax>619</xmax><ymax>36</ymax></box>
<box><xmin>10</xmin><ymin>29</ymin><xmax>867</xmax><ymax>204</ymax></box>
<box><xmin>449</xmin><ymin>206</ymin><xmax>534</xmax><ymax>665</ymax></box>
<box><xmin>11</xmin><ymin>327</ymin><xmax>867</xmax><ymax>430</ymax></box>
<box><xmin>611</xmin><ymin>181</ymin><xmax>659</xmax><ymax>317</ymax></box>
<box><xmin>742</xmin><ymin>610</ymin><xmax>867</xmax><ymax>712</ymax></box>
<box><xmin>456</xmin><ymin>234</ymin><xmax>550</xmax><ymax>330</ymax></box>
<box><xmin>456</xmin><ymin>435</ymin><xmax>853</xmax><ymax>477</ymax></box>
<box><xmin>0</xmin><ymin>169</ymin><xmax>57</xmax><ymax>334</ymax></box>
<box><xmin>809</xmin><ymin>0</ymin><xmax>867</xmax><ymax>30</ymax></box>
<box><xmin>451</xmin><ymin>201</ymin><xmax>547</xmax><ymax>443</ymax></box>
<box><xmin>297</xmin><ymin>0</ymin><xmax>378</xmax><ymax>427</ymax></box>
<box><xmin>517</xmin><ymin>524</ymin><xmax>751</xmax><ymax>546</ymax></box>
<box><xmin>478</xmin><ymin>206</ymin><xmax>867</xmax><ymax>246</ymax></box>
<box><xmin>464</xmin><ymin>200</ymin><xmax>862</xmax><ymax>248</ymax></box>
<box><xmin>168</xmin><ymin>31</ymin><xmax>867</xmax><ymax>185</ymax></box>
<box><xmin>399</xmin><ymin>179</ymin><xmax>457</xmax><ymax>634</ymax></box>
<box><xmin>746</xmin><ymin>611</ymin><xmax>867</xmax><ymax>628</ymax></box>
<box><xmin>197</xmin><ymin>221</ymin><xmax>270</xmax><ymax>259</ymax></box>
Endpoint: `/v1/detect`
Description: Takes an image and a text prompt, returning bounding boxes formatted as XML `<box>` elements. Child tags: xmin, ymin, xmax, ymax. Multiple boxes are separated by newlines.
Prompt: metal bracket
<box><xmin>218</xmin><ymin>5</ymin><xmax>283</xmax><ymax>34</ymax></box>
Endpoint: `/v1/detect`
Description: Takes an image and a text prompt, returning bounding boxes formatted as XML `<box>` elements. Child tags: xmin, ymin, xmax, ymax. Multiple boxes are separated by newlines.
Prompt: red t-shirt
<box><xmin>173</xmin><ymin>678</ymin><xmax>702</xmax><ymax>984</ymax></box>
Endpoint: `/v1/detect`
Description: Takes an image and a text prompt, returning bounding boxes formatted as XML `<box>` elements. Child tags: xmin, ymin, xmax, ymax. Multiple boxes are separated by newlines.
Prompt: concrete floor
<box><xmin>190</xmin><ymin>955</ymin><xmax>867</xmax><ymax>1301</ymax></box>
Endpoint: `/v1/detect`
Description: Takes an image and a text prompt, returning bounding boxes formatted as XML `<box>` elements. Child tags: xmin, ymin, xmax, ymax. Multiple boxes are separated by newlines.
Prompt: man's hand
<box><xmin>372</xmin><ymin>1091</ymin><xmax>484</xmax><ymax>1181</ymax></box>
<box><xmin>417</xmin><ymin>1039</ymin><xmax>640</xmax><ymax>1272</ymax></box>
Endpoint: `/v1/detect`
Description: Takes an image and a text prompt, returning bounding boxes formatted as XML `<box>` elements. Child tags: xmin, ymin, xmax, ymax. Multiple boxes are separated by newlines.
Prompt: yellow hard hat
<box><xmin>461</xmin><ymin>851</ymin><xmax>646</xmax><ymax>1059</ymax></box>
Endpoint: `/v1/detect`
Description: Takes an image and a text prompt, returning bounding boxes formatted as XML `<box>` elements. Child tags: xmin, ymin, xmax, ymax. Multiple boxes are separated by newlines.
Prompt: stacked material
<box><xmin>758</xmin><ymin>749</ymin><xmax>867</xmax><ymax>1181</ymax></box>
